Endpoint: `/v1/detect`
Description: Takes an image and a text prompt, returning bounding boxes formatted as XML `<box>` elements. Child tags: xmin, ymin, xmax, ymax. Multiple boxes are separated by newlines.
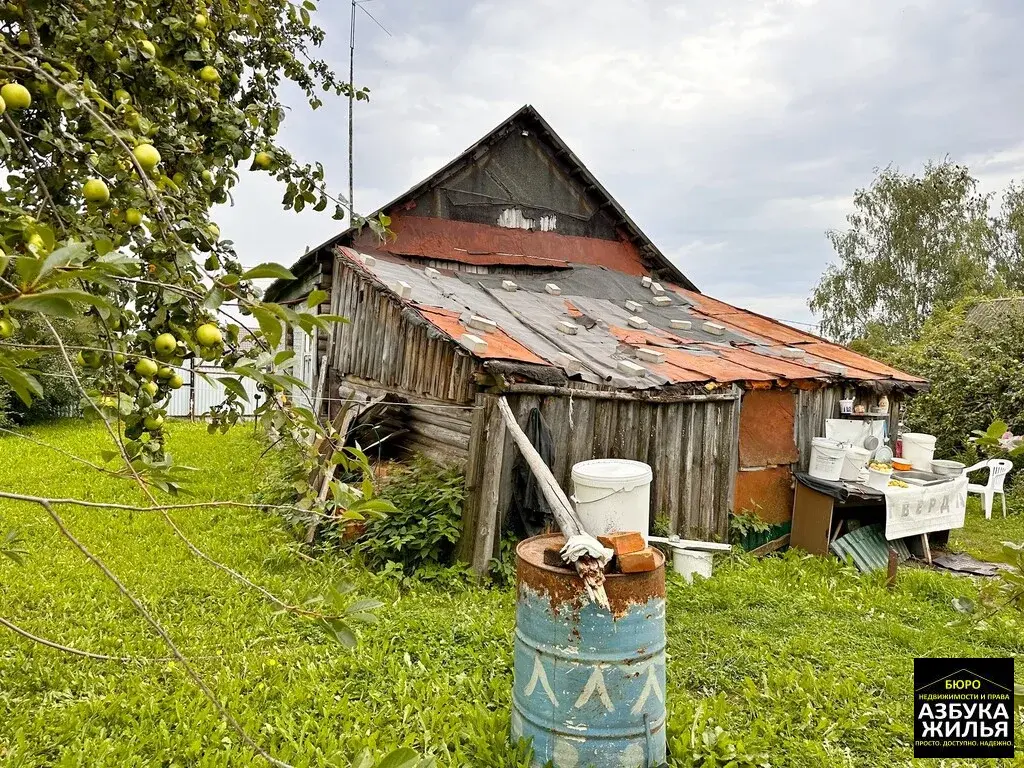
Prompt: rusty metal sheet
<box><xmin>356</xmin><ymin>214</ymin><xmax>652</xmax><ymax>275</ymax></box>
<box><xmin>416</xmin><ymin>306</ymin><xmax>550</xmax><ymax>366</ymax></box>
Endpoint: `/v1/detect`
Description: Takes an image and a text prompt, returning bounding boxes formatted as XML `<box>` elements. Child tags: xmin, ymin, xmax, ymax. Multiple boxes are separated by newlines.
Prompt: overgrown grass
<box><xmin>1</xmin><ymin>421</ymin><xmax>1021</xmax><ymax>766</ymax></box>
<box><xmin>951</xmin><ymin>495</ymin><xmax>1024</xmax><ymax>562</ymax></box>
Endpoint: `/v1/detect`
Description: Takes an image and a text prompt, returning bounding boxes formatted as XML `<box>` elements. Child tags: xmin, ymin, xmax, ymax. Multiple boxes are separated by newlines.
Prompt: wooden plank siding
<box><xmin>485</xmin><ymin>391</ymin><xmax>741</xmax><ymax>544</ymax></box>
<box><xmin>794</xmin><ymin>386</ymin><xmax>904</xmax><ymax>471</ymax></box>
<box><xmin>329</xmin><ymin>266</ymin><xmax>478</xmax><ymax>405</ymax></box>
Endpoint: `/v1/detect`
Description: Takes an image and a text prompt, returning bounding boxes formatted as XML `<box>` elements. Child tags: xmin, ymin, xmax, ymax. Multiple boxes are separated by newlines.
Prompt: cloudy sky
<box><xmin>216</xmin><ymin>0</ymin><xmax>1024</xmax><ymax>329</ymax></box>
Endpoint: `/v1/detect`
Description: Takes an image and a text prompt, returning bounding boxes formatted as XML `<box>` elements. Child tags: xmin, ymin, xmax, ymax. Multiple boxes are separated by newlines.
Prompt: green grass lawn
<box><xmin>0</xmin><ymin>421</ymin><xmax>1021</xmax><ymax>767</ymax></box>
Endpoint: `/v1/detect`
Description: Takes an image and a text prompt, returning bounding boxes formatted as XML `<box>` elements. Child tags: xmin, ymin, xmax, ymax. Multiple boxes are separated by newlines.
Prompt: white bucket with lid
<box><xmin>901</xmin><ymin>432</ymin><xmax>937</xmax><ymax>471</ymax></box>
<box><xmin>839</xmin><ymin>445</ymin><xmax>871</xmax><ymax>481</ymax></box>
<box><xmin>808</xmin><ymin>437</ymin><xmax>845</xmax><ymax>482</ymax></box>
<box><xmin>571</xmin><ymin>459</ymin><xmax>653</xmax><ymax>541</ymax></box>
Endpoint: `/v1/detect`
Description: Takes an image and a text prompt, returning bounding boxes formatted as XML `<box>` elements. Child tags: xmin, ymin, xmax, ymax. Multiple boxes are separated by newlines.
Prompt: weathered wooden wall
<box><xmin>327</xmin><ymin>264</ymin><xmax>478</xmax><ymax>406</ymax></box>
<box><xmin>795</xmin><ymin>386</ymin><xmax>904</xmax><ymax>471</ymax></box>
<box><xmin>340</xmin><ymin>376</ymin><xmax>474</xmax><ymax>466</ymax></box>
<box><xmin>457</xmin><ymin>387</ymin><xmax>741</xmax><ymax>570</ymax></box>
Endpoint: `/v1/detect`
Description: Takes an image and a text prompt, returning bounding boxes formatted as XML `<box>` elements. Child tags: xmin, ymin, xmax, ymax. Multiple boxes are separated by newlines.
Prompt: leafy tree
<box><xmin>882</xmin><ymin>296</ymin><xmax>1024</xmax><ymax>459</ymax></box>
<box><xmin>0</xmin><ymin>3</ymin><xmax>406</xmax><ymax>766</ymax></box>
<box><xmin>811</xmin><ymin>161</ymin><xmax>995</xmax><ymax>344</ymax></box>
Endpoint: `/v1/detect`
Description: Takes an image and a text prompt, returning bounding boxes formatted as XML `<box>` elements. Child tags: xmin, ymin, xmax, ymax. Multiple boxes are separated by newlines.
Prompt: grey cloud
<box><xmin>214</xmin><ymin>0</ymin><xmax>1024</xmax><ymax>329</ymax></box>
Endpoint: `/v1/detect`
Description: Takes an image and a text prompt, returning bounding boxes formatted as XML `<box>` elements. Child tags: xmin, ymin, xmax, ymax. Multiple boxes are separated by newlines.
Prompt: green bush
<box><xmin>0</xmin><ymin>316</ymin><xmax>89</xmax><ymax>426</ymax></box>
<box><xmin>356</xmin><ymin>458</ymin><xmax>466</xmax><ymax>574</ymax></box>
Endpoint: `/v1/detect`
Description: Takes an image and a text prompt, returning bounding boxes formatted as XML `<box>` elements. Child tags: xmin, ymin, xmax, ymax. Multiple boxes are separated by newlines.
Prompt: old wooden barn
<box><xmin>267</xmin><ymin>105</ymin><xmax>926</xmax><ymax>571</ymax></box>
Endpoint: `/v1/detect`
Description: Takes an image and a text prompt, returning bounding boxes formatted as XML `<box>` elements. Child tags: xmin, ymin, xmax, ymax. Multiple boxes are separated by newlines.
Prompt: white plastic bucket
<box><xmin>672</xmin><ymin>548</ymin><xmax>713</xmax><ymax>584</ymax></box>
<box><xmin>839</xmin><ymin>445</ymin><xmax>871</xmax><ymax>481</ymax></box>
<box><xmin>808</xmin><ymin>438</ymin><xmax>845</xmax><ymax>482</ymax></box>
<box><xmin>839</xmin><ymin>399</ymin><xmax>855</xmax><ymax>414</ymax></box>
<box><xmin>866</xmin><ymin>466</ymin><xmax>892</xmax><ymax>491</ymax></box>
<box><xmin>901</xmin><ymin>433</ymin><xmax>937</xmax><ymax>471</ymax></box>
<box><xmin>571</xmin><ymin>459</ymin><xmax>653</xmax><ymax>541</ymax></box>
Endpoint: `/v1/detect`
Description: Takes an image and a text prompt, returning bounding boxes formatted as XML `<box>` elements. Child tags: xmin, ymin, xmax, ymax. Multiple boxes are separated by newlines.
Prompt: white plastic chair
<box><xmin>965</xmin><ymin>459</ymin><xmax>1013</xmax><ymax>519</ymax></box>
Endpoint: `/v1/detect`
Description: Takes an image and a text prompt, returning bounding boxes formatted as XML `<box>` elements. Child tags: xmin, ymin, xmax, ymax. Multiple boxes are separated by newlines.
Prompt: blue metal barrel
<box><xmin>512</xmin><ymin>534</ymin><xmax>667</xmax><ymax>768</ymax></box>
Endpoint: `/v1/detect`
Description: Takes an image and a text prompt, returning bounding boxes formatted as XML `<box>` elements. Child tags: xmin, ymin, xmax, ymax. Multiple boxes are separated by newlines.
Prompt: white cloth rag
<box><xmin>560</xmin><ymin>534</ymin><xmax>614</xmax><ymax>568</ymax></box>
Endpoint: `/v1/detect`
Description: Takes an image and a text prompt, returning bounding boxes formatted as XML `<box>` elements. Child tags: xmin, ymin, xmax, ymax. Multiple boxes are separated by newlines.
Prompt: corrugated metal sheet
<box><xmin>830</xmin><ymin>524</ymin><xmax>911</xmax><ymax>572</ymax></box>
<box><xmin>338</xmin><ymin>247</ymin><xmax>925</xmax><ymax>392</ymax></box>
<box><xmin>167</xmin><ymin>362</ymin><xmax>261</xmax><ymax>417</ymax></box>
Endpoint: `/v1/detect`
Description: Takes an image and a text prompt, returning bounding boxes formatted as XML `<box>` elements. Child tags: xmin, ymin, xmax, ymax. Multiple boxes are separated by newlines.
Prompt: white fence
<box><xmin>167</xmin><ymin>361</ymin><xmax>262</xmax><ymax>418</ymax></box>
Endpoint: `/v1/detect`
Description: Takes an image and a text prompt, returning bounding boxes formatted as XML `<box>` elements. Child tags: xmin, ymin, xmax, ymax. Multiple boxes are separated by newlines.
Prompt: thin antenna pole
<box><xmin>348</xmin><ymin>0</ymin><xmax>356</xmax><ymax>220</ymax></box>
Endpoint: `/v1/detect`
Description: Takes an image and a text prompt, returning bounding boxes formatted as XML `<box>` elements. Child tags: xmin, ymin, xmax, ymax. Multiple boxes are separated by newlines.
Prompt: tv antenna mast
<box><xmin>349</xmin><ymin>0</ymin><xmax>391</xmax><ymax>220</ymax></box>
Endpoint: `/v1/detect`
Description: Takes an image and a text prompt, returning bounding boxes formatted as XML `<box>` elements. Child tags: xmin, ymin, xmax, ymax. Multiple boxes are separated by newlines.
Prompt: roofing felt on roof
<box><xmin>337</xmin><ymin>247</ymin><xmax>927</xmax><ymax>392</ymax></box>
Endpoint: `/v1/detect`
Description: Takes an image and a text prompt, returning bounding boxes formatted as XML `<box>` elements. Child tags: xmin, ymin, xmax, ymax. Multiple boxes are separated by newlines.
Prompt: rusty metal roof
<box><xmin>337</xmin><ymin>247</ymin><xmax>927</xmax><ymax>392</ymax></box>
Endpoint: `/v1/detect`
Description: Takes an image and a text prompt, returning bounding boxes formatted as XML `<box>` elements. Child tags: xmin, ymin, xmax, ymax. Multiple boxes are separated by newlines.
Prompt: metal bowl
<box><xmin>931</xmin><ymin>459</ymin><xmax>966</xmax><ymax>477</ymax></box>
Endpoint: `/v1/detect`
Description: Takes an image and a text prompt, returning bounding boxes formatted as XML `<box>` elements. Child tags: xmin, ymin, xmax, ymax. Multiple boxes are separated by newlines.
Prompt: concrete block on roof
<box><xmin>818</xmin><ymin>361</ymin><xmax>846</xmax><ymax>375</ymax></box>
<box><xmin>702</xmin><ymin>321</ymin><xmax>726</xmax><ymax>336</ymax></box>
<box><xmin>625</xmin><ymin>300</ymin><xmax>644</xmax><ymax>313</ymax></box>
<box><xmin>459</xmin><ymin>334</ymin><xmax>487</xmax><ymax>354</ymax></box>
<box><xmin>650</xmin><ymin>282</ymin><xmax>665</xmax><ymax>295</ymax></box>
<box><xmin>392</xmin><ymin>281</ymin><xmax>412</xmax><ymax>299</ymax></box>
<box><xmin>670</xmin><ymin>319</ymin><xmax>692</xmax><ymax>330</ymax></box>
<box><xmin>468</xmin><ymin>315</ymin><xmax>498</xmax><ymax>333</ymax></box>
<box><xmin>651</xmin><ymin>295</ymin><xmax>672</xmax><ymax>307</ymax></box>
<box><xmin>556</xmin><ymin>321</ymin><xmax>579</xmax><ymax>335</ymax></box>
<box><xmin>627</xmin><ymin>315</ymin><xmax>649</xmax><ymax>329</ymax></box>
<box><xmin>501</xmin><ymin>279</ymin><xmax>518</xmax><ymax>292</ymax></box>
<box><xmin>555</xmin><ymin>353</ymin><xmax>582</xmax><ymax>374</ymax></box>
<box><xmin>779</xmin><ymin>347</ymin><xmax>805</xmax><ymax>358</ymax></box>
<box><xmin>636</xmin><ymin>347</ymin><xmax>666</xmax><ymax>364</ymax></box>
<box><xmin>424</xmin><ymin>267</ymin><xmax>441</xmax><ymax>278</ymax></box>
<box><xmin>641</xmin><ymin>276</ymin><xmax>653</xmax><ymax>288</ymax></box>
<box><xmin>360</xmin><ymin>254</ymin><xmax>376</xmax><ymax>267</ymax></box>
<box><xmin>617</xmin><ymin>359</ymin><xmax>646</xmax><ymax>377</ymax></box>
<box><xmin>545</xmin><ymin>283</ymin><xmax>562</xmax><ymax>295</ymax></box>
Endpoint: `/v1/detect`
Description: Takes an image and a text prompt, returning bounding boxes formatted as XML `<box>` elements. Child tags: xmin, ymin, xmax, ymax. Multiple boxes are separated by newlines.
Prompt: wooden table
<box><xmin>790</xmin><ymin>472</ymin><xmax>949</xmax><ymax>559</ymax></box>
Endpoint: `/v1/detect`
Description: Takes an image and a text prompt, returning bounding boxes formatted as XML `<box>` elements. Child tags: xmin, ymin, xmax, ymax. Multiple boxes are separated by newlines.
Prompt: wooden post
<box><xmin>470</xmin><ymin>397</ymin><xmax>505</xmax><ymax>575</ymax></box>
<box><xmin>886</xmin><ymin>547</ymin><xmax>899</xmax><ymax>589</ymax></box>
<box><xmin>456</xmin><ymin>393</ymin><xmax>488</xmax><ymax>564</ymax></box>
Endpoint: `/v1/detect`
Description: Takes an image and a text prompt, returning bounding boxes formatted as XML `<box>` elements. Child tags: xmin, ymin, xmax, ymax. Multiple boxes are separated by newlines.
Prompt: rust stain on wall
<box><xmin>739</xmin><ymin>390</ymin><xmax>799</xmax><ymax>468</ymax></box>
<box><xmin>734</xmin><ymin>466</ymin><xmax>794</xmax><ymax>525</ymax></box>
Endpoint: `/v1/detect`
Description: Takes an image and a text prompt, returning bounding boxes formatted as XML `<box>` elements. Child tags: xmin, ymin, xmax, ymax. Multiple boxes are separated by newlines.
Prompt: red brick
<box><xmin>597</xmin><ymin>531</ymin><xmax>645</xmax><ymax>557</ymax></box>
<box><xmin>733</xmin><ymin>466</ymin><xmax>794</xmax><ymax>525</ymax></box>
<box><xmin>738</xmin><ymin>390</ymin><xmax>798</xmax><ymax>468</ymax></box>
<box><xmin>618</xmin><ymin>547</ymin><xmax>657</xmax><ymax>573</ymax></box>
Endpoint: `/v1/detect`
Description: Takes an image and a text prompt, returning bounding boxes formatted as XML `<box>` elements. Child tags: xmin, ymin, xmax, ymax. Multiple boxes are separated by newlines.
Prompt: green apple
<box><xmin>133</xmin><ymin>143</ymin><xmax>160</xmax><ymax>171</ymax></box>
<box><xmin>195</xmin><ymin>323</ymin><xmax>222</xmax><ymax>347</ymax></box>
<box><xmin>153</xmin><ymin>332</ymin><xmax>177</xmax><ymax>355</ymax></box>
<box><xmin>0</xmin><ymin>82</ymin><xmax>31</xmax><ymax>110</ymax></box>
<box><xmin>135</xmin><ymin>357</ymin><xmax>159</xmax><ymax>378</ymax></box>
<box><xmin>83</xmin><ymin>178</ymin><xmax>110</xmax><ymax>204</ymax></box>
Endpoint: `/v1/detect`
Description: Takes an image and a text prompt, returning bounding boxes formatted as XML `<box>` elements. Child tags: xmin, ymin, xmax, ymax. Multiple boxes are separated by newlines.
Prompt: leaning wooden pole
<box><xmin>496</xmin><ymin>397</ymin><xmax>609</xmax><ymax>610</ymax></box>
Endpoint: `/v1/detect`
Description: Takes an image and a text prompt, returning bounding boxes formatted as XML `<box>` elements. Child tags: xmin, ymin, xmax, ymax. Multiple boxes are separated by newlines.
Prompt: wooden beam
<box><xmin>505</xmin><ymin>383</ymin><xmax>740</xmax><ymax>403</ymax></box>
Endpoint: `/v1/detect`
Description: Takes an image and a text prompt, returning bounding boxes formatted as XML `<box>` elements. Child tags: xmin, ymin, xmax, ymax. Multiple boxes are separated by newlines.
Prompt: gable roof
<box><xmin>336</xmin><ymin>247</ymin><xmax>928</xmax><ymax>393</ymax></box>
<box><xmin>267</xmin><ymin>105</ymin><xmax>696</xmax><ymax>299</ymax></box>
